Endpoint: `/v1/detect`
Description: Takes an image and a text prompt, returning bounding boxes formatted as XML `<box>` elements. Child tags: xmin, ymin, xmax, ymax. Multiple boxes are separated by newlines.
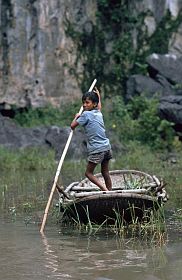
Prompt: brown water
<box><xmin>0</xmin><ymin>165</ymin><xmax>182</xmax><ymax>280</ymax></box>
<box><xmin>0</xmin><ymin>216</ymin><xmax>182</xmax><ymax>280</ymax></box>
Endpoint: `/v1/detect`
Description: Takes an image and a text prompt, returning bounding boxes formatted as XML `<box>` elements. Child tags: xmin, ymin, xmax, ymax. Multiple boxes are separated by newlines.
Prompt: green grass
<box><xmin>59</xmin><ymin>203</ymin><xmax>167</xmax><ymax>243</ymax></box>
<box><xmin>0</xmin><ymin>145</ymin><xmax>56</xmax><ymax>171</ymax></box>
<box><xmin>0</xmin><ymin>141</ymin><xmax>182</xmax><ymax>223</ymax></box>
<box><xmin>14</xmin><ymin>103</ymin><xmax>80</xmax><ymax>127</ymax></box>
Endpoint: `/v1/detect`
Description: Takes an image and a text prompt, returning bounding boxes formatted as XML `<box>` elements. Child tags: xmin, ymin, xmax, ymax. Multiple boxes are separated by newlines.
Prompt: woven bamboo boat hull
<box><xmin>59</xmin><ymin>170</ymin><xmax>168</xmax><ymax>225</ymax></box>
<box><xmin>61</xmin><ymin>193</ymin><xmax>160</xmax><ymax>224</ymax></box>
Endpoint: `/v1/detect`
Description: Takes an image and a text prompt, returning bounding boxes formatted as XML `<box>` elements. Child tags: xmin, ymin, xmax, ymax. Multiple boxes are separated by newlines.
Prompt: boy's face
<box><xmin>83</xmin><ymin>97</ymin><xmax>97</xmax><ymax>111</ymax></box>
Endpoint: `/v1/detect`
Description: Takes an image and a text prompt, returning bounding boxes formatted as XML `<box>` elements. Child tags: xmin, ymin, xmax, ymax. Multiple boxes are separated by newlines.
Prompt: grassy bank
<box><xmin>0</xmin><ymin>142</ymin><xmax>181</xmax><ymax>213</ymax></box>
<box><xmin>1</xmin><ymin>95</ymin><xmax>182</xmax><ymax>223</ymax></box>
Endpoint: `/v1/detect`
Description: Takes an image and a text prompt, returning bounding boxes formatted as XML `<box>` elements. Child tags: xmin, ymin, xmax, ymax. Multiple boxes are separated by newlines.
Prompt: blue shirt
<box><xmin>77</xmin><ymin>109</ymin><xmax>111</xmax><ymax>154</ymax></box>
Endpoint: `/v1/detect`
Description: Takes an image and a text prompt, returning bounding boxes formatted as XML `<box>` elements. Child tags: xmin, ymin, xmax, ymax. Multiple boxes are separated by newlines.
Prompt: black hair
<box><xmin>82</xmin><ymin>91</ymin><xmax>99</xmax><ymax>104</ymax></box>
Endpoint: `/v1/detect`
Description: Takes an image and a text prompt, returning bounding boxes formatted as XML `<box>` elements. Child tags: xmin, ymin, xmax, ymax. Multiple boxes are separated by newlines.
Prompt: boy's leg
<box><xmin>101</xmin><ymin>160</ymin><xmax>112</xmax><ymax>191</ymax></box>
<box><xmin>85</xmin><ymin>161</ymin><xmax>108</xmax><ymax>191</ymax></box>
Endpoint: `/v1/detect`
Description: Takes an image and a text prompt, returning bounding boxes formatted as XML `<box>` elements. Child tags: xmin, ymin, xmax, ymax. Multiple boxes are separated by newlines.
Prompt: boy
<box><xmin>71</xmin><ymin>88</ymin><xmax>112</xmax><ymax>191</ymax></box>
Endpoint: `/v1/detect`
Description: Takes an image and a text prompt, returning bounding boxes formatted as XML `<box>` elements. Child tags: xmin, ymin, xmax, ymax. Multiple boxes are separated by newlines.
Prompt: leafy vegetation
<box><xmin>13</xmin><ymin>94</ymin><xmax>176</xmax><ymax>151</ymax></box>
<box><xmin>103</xmin><ymin>95</ymin><xmax>175</xmax><ymax>150</ymax></box>
<box><xmin>59</xmin><ymin>1</ymin><xmax>182</xmax><ymax>151</ymax></box>
<box><xmin>65</xmin><ymin>0</ymin><xmax>182</xmax><ymax>96</ymax></box>
<box><xmin>14</xmin><ymin>102</ymin><xmax>80</xmax><ymax>127</ymax></box>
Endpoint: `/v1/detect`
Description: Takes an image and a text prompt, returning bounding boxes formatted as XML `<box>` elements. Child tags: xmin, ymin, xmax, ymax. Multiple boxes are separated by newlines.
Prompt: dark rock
<box><xmin>147</xmin><ymin>53</ymin><xmax>182</xmax><ymax>84</ymax></box>
<box><xmin>159</xmin><ymin>95</ymin><xmax>182</xmax><ymax>130</ymax></box>
<box><xmin>126</xmin><ymin>74</ymin><xmax>172</xmax><ymax>99</ymax></box>
<box><xmin>155</xmin><ymin>74</ymin><xmax>176</xmax><ymax>95</ymax></box>
<box><xmin>126</xmin><ymin>54</ymin><xmax>182</xmax><ymax>133</ymax></box>
<box><xmin>45</xmin><ymin>126</ymin><xmax>87</xmax><ymax>160</ymax></box>
<box><xmin>0</xmin><ymin>116</ymin><xmax>48</xmax><ymax>149</ymax></box>
<box><xmin>0</xmin><ymin>115</ymin><xmax>124</xmax><ymax>160</ymax></box>
<box><xmin>0</xmin><ymin>116</ymin><xmax>88</xmax><ymax>158</ymax></box>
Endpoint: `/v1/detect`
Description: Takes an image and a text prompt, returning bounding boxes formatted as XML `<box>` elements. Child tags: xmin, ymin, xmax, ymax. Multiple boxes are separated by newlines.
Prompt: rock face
<box><xmin>131</xmin><ymin>0</ymin><xmax>182</xmax><ymax>21</ymax></box>
<box><xmin>126</xmin><ymin>74</ymin><xmax>175</xmax><ymax>100</ymax></box>
<box><xmin>147</xmin><ymin>53</ymin><xmax>182</xmax><ymax>84</ymax></box>
<box><xmin>1</xmin><ymin>0</ymin><xmax>182</xmax><ymax>148</ymax></box>
<box><xmin>0</xmin><ymin>0</ymin><xmax>97</xmax><ymax>108</ymax></box>
<box><xmin>127</xmin><ymin>53</ymin><xmax>182</xmax><ymax>99</ymax></box>
<box><xmin>0</xmin><ymin>115</ymin><xmax>123</xmax><ymax>159</ymax></box>
<box><xmin>45</xmin><ymin>126</ymin><xmax>87</xmax><ymax>160</ymax></box>
<box><xmin>126</xmin><ymin>53</ymin><xmax>182</xmax><ymax>133</ymax></box>
<box><xmin>1</xmin><ymin>0</ymin><xmax>182</xmax><ymax>110</ymax></box>
<box><xmin>128</xmin><ymin>0</ymin><xmax>182</xmax><ymax>51</ymax></box>
<box><xmin>0</xmin><ymin>114</ymin><xmax>87</xmax><ymax>159</ymax></box>
<box><xmin>159</xmin><ymin>95</ymin><xmax>182</xmax><ymax>134</ymax></box>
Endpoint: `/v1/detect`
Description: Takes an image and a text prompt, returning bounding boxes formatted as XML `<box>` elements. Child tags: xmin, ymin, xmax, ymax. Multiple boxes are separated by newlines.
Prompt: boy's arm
<box><xmin>71</xmin><ymin>113</ymin><xmax>80</xmax><ymax>130</ymax></box>
<box><xmin>94</xmin><ymin>87</ymin><xmax>101</xmax><ymax>110</ymax></box>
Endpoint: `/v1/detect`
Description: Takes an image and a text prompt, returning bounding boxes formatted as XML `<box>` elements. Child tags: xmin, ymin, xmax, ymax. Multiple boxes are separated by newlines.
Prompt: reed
<box><xmin>1</xmin><ymin>141</ymin><xmax>182</xmax><ymax>231</ymax></box>
<box><xmin>58</xmin><ymin>199</ymin><xmax>167</xmax><ymax>243</ymax></box>
<box><xmin>112</xmin><ymin>208</ymin><xmax>125</xmax><ymax>235</ymax></box>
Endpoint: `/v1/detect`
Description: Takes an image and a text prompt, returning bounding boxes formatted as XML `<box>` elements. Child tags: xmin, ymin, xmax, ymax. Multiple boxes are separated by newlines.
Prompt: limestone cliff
<box><xmin>0</xmin><ymin>0</ymin><xmax>182</xmax><ymax>109</ymax></box>
<box><xmin>0</xmin><ymin>0</ymin><xmax>97</xmax><ymax>108</ymax></box>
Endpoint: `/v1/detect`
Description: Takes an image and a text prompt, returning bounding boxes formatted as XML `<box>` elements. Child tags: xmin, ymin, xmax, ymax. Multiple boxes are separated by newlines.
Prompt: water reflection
<box><xmin>41</xmin><ymin>226</ymin><xmax>181</xmax><ymax>280</ymax></box>
<box><xmin>0</xmin><ymin>217</ymin><xmax>182</xmax><ymax>280</ymax></box>
<box><xmin>41</xmin><ymin>233</ymin><xmax>72</xmax><ymax>279</ymax></box>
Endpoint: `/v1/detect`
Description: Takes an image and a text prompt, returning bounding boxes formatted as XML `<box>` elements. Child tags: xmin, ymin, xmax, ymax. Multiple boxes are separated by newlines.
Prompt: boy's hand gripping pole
<box><xmin>40</xmin><ymin>79</ymin><xmax>97</xmax><ymax>234</ymax></box>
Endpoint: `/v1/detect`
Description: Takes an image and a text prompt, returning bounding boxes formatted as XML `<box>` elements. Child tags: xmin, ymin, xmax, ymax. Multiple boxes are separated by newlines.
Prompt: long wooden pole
<box><xmin>40</xmin><ymin>79</ymin><xmax>97</xmax><ymax>233</ymax></box>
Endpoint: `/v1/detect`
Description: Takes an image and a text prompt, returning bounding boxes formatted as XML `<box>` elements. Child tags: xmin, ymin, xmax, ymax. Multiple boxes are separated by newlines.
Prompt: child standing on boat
<box><xmin>71</xmin><ymin>87</ymin><xmax>112</xmax><ymax>191</ymax></box>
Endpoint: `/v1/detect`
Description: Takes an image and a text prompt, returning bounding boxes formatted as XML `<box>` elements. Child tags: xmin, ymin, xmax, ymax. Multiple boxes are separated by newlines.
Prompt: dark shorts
<box><xmin>87</xmin><ymin>150</ymin><xmax>112</xmax><ymax>164</ymax></box>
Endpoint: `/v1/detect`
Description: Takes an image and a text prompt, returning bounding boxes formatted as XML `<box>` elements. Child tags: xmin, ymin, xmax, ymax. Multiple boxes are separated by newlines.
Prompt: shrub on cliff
<box><xmin>104</xmin><ymin>95</ymin><xmax>175</xmax><ymax>150</ymax></box>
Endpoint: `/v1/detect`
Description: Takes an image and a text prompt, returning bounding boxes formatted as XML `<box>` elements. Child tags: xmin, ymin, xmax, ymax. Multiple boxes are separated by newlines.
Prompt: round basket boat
<box><xmin>59</xmin><ymin>170</ymin><xmax>168</xmax><ymax>225</ymax></box>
